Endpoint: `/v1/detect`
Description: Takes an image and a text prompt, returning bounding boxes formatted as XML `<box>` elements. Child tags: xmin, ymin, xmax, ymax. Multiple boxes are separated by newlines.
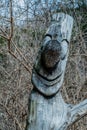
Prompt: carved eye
<box><xmin>45</xmin><ymin>34</ymin><xmax>52</xmax><ymax>39</ymax></box>
<box><xmin>42</xmin><ymin>34</ymin><xmax>52</xmax><ymax>46</ymax></box>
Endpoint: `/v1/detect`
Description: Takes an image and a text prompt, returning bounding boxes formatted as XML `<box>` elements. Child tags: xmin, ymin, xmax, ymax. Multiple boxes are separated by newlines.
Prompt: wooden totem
<box><xmin>26</xmin><ymin>13</ymin><xmax>87</xmax><ymax>130</ymax></box>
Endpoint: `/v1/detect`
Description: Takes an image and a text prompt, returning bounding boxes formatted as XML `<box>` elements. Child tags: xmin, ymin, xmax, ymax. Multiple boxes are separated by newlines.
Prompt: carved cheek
<box><xmin>61</xmin><ymin>40</ymin><xmax>68</xmax><ymax>60</ymax></box>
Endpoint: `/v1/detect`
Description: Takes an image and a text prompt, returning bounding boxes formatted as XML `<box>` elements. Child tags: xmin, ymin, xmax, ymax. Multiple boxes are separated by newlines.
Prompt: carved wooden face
<box><xmin>32</xmin><ymin>23</ymin><xmax>69</xmax><ymax>96</ymax></box>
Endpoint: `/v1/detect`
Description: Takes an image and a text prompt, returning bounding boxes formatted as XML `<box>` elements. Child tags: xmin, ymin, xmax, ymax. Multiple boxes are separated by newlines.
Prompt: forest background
<box><xmin>0</xmin><ymin>0</ymin><xmax>87</xmax><ymax>130</ymax></box>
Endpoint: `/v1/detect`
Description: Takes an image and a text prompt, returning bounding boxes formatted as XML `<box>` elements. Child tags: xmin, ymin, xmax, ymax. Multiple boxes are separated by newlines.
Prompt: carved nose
<box><xmin>41</xmin><ymin>40</ymin><xmax>61</xmax><ymax>70</ymax></box>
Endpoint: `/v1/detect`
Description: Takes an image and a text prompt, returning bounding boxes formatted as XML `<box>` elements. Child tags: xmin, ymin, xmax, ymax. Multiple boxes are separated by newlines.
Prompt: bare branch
<box><xmin>11</xmin><ymin>39</ymin><xmax>32</xmax><ymax>69</ymax></box>
<box><xmin>9</xmin><ymin>0</ymin><xmax>13</xmax><ymax>39</ymax></box>
<box><xmin>8</xmin><ymin>50</ymin><xmax>31</xmax><ymax>74</ymax></box>
<box><xmin>0</xmin><ymin>103</ymin><xmax>22</xmax><ymax>130</ymax></box>
<box><xmin>0</xmin><ymin>27</ymin><xmax>8</xmax><ymax>36</ymax></box>
<box><xmin>0</xmin><ymin>34</ymin><xmax>8</xmax><ymax>40</ymax></box>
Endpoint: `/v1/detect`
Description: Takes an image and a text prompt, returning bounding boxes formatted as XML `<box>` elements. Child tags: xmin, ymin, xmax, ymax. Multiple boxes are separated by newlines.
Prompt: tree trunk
<box><xmin>26</xmin><ymin>13</ymin><xmax>87</xmax><ymax>130</ymax></box>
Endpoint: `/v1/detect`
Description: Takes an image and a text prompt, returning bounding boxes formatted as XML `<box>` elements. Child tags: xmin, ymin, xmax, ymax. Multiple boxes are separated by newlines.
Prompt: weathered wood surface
<box><xmin>26</xmin><ymin>13</ymin><xmax>87</xmax><ymax>130</ymax></box>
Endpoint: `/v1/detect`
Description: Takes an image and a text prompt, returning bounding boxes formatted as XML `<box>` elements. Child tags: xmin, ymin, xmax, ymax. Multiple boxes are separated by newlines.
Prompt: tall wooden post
<box><xmin>26</xmin><ymin>13</ymin><xmax>87</xmax><ymax>130</ymax></box>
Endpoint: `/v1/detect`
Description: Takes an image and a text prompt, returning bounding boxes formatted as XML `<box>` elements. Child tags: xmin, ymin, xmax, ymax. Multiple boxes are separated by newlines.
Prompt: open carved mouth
<box><xmin>34</xmin><ymin>69</ymin><xmax>63</xmax><ymax>86</ymax></box>
<box><xmin>32</xmin><ymin>68</ymin><xmax>64</xmax><ymax>96</ymax></box>
<box><xmin>36</xmin><ymin>69</ymin><xmax>62</xmax><ymax>82</ymax></box>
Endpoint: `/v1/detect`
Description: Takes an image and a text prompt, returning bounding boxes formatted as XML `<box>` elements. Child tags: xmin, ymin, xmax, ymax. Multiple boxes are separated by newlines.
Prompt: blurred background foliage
<box><xmin>0</xmin><ymin>0</ymin><xmax>87</xmax><ymax>130</ymax></box>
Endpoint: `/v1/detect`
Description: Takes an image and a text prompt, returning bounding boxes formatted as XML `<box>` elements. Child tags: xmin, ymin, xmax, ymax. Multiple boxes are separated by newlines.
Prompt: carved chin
<box><xmin>31</xmin><ymin>70</ymin><xmax>64</xmax><ymax>96</ymax></box>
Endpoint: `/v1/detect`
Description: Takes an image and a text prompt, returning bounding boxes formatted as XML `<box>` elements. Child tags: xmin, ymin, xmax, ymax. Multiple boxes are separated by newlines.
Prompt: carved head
<box><xmin>32</xmin><ymin>13</ymin><xmax>73</xmax><ymax>96</ymax></box>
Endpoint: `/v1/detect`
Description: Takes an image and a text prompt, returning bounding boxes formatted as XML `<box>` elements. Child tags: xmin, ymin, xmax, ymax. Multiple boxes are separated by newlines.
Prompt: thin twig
<box><xmin>9</xmin><ymin>0</ymin><xmax>13</xmax><ymax>39</ymax></box>
<box><xmin>0</xmin><ymin>103</ymin><xmax>22</xmax><ymax>130</ymax></box>
<box><xmin>11</xmin><ymin>39</ymin><xmax>32</xmax><ymax>69</ymax></box>
<box><xmin>0</xmin><ymin>65</ymin><xmax>10</xmax><ymax>77</ymax></box>
<box><xmin>0</xmin><ymin>27</ymin><xmax>8</xmax><ymax>36</ymax></box>
<box><xmin>68</xmin><ymin>113</ymin><xmax>87</xmax><ymax>129</ymax></box>
<box><xmin>0</xmin><ymin>34</ymin><xmax>8</xmax><ymax>40</ymax></box>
